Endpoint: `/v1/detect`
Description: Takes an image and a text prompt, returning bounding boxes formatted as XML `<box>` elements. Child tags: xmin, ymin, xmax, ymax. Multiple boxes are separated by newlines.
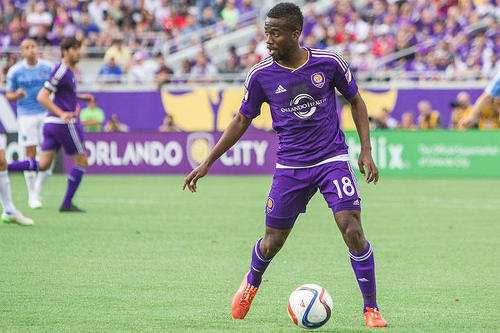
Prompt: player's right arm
<box><xmin>183</xmin><ymin>72</ymin><xmax>266</xmax><ymax>193</ymax></box>
<box><xmin>5</xmin><ymin>66</ymin><xmax>26</xmax><ymax>101</ymax></box>
<box><xmin>182</xmin><ymin>113</ymin><xmax>252</xmax><ymax>192</ymax></box>
<box><xmin>37</xmin><ymin>88</ymin><xmax>73</xmax><ymax>123</ymax></box>
<box><xmin>39</xmin><ymin>63</ymin><xmax>75</xmax><ymax>123</ymax></box>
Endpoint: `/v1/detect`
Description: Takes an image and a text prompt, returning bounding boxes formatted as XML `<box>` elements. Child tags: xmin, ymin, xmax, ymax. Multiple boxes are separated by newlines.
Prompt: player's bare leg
<box><xmin>59</xmin><ymin>152</ymin><xmax>87</xmax><ymax>212</ymax></box>
<box><xmin>232</xmin><ymin>225</ymin><xmax>293</xmax><ymax>319</ymax></box>
<box><xmin>334</xmin><ymin>210</ymin><xmax>387</xmax><ymax>327</ymax></box>
<box><xmin>0</xmin><ymin>150</ymin><xmax>33</xmax><ymax>225</ymax></box>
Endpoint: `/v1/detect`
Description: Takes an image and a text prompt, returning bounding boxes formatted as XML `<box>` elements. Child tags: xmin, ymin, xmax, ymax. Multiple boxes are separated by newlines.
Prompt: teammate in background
<box><xmin>6</xmin><ymin>39</ymin><xmax>54</xmax><ymax>209</ymax></box>
<box><xmin>0</xmin><ymin>134</ymin><xmax>34</xmax><ymax>225</ymax></box>
<box><xmin>8</xmin><ymin>37</ymin><xmax>94</xmax><ymax>213</ymax></box>
<box><xmin>459</xmin><ymin>70</ymin><xmax>500</xmax><ymax>129</ymax></box>
<box><xmin>183</xmin><ymin>3</ymin><xmax>387</xmax><ymax>328</ymax></box>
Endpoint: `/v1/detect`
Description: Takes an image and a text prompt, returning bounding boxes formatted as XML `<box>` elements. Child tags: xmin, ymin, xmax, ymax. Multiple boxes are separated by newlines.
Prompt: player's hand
<box><xmin>458</xmin><ymin>114</ymin><xmax>476</xmax><ymax>129</ymax></box>
<box><xmin>60</xmin><ymin>112</ymin><xmax>75</xmax><ymax>123</ymax></box>
<box><xmin>358</xmin><ymin>149</ymin><xmax>379</xmax><ymax>185</ymax></box>
<box><xmin>182</xmin><ymin>162</ymin><xmax>210</xmax><ymax>193</ymax></box>
<box><xmin>16</xmin><ymin>89</ymin><xmax>27</xmax><ymax>99</ymax></box>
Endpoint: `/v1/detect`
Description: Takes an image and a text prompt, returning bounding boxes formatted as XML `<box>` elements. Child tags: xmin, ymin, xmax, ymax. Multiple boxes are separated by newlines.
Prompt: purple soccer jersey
<box><xmin>43</xmin><ymin>62</ymin><xmax>78</xmax><ymax>115</ymax></box>
<box><xmin>239</xmin><ymin>48</ymin><xmax>362</xmax><ymax>226</ymax></box>
<box><xmin>41</xmin><ymin>61</ymin><xmax>84</xmax><ymax>155</ymax></box>
<box><xmin>239</xmin><ymin>47</ymin><xmax>358</xmax><ymax>167</ymax></box>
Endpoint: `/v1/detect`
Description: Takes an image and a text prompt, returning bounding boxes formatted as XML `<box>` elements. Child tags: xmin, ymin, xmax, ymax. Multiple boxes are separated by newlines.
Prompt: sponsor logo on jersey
<box><xmin>275</xmin><ymin>85</ymin><xmax>287</xmax><ymax>94</ymax></box>
<box><xmin>311</xmin><ymin>72</ymin><xmax>325</xmax><ymax>88</ymax></box>
<box><xmin>281</xmin><ymin>94</ymin><xmax>326</xmax><ymax>119</ymax></box>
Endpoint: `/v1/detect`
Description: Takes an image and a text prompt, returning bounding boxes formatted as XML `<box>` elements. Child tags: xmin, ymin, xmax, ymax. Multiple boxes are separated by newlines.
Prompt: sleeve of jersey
<box><xmin>44</xmin><ymin>64</ymin><xmax>66</xmax><ymax>93</ymax></box>
<box><xmin>332</xmin><ymin>58</ymin><xmax>358</xmax><ymax>100</ymax></box>
<box><xmin>485</xmin><ymin>71</ymin><xmax>500</xmax><ymax>98</ymax></box>
<box><xmin>5</xmin><ymin>67</ymin><xmax>17</xmax><ymax>92</ymax></box>
<box><xmin>238</xmin><ymin>75</ymin><xmax>266</xmax><ymax>120</ymax></box>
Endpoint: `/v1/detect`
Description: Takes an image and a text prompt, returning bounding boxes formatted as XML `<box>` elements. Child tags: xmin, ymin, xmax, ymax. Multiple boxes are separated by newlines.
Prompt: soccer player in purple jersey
<box><xmin>8</xmin><ymin>37</ymin><xmax>93</xmax><ymax>213</ymax></box>
<box><xmin>183</xmin><ymin>3</ymin><xmax>387</xmax><ymax>328</ymax></box>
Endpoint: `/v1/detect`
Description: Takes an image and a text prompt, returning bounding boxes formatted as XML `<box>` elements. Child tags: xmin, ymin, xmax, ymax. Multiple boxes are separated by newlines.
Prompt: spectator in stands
<box><xmin>199</xmin><ymin>6</ymin><xmax>217</xmax><ymax>28</ymax></box>
<box><xmin>399</xmin><ymin>112</ymin><xmax>417</xmax><ymax>130</ymax></box>
<box><xmin>79</xmin><ymin>12</ymin><xmax>100</xmax><ymax>38</ymax></box>
<box><xmin>189</xmin><ymin>52</ymin><xmax>218</xmax><ymax>83</ymax></box>
<box><xmin>220</xmin><ymin>45</ymin><xmax>243</xmax><ymax>75</ymax></box>
<box><xmin>1</xmin><ymin>54</ymin><xmax>18</xmax><ymax>84</ymax></box>
<box><xmin>418</xmin><ymin>101</ymin><xmax>442</xmax><ymax>129</ymax></box>
<box><xmin>377</xmin><ymin>108</ymin><xmax>398</xmax><ymax>129</ymax></box>
<box><xmin>155</xmin><ymin>55</ymin><xmax>174</xmax><ymax>88</ymax></box>
<box><xmin>26</xmin><ymin>2</ymin><xmax>53</xmax><ymax>38</ymax></box>
<box><xmin>49</xmin><ymin>24</ymin><xmax>65</xmax><ymax>46</ymax></box>
<box><xmin>105</xmin><ymin>114</ymin><xmax>130</xmax><ymax>132</ymax></box>
<box><xmin>159</xmin><ymin>114</ymin><xmax>181</xmax><ymax>132</ymax></box>
<box><xmin>104</xmin><ymin>37</ymin><xmax>132</xmax><ymax>73</ymax></box>
<box><xmin>450</xmin><ymin>92</ymin><xmax>474</xmax><ymax>129</ymax></box>
<box><xmin>129</xmin><ymin>51</ymin><xmax>159</xmax><ymax>84</ymax></box>
<box><xmin>80</xmin><ymin>98</ymin><xmax>105</xmax><ymax>132</ymax></box>
<box><xmin>477</xmin><ymin>99</ymin><xmax>500</xmax><ymax>130</ymax></box>
<box><xmin>221</xmin><ymin>0</ymin><xmax>239</xmax><ymax>29</ymax></box>
<box><xmin>33</xmin><ymin>26</ymin><xmax>50</xmax><ymax>46</ymax></box>
<box><xmin>98</xmin><ymin>57</ymin><xmax>124</xmax><ymax>83</ymax></box>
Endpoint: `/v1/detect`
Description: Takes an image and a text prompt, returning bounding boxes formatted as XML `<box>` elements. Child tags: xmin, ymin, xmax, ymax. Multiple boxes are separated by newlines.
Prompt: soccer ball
<box><xmin>287</xmin><ymin>284</ymin><xmax>333</xmax><ymax>329</ymax></box>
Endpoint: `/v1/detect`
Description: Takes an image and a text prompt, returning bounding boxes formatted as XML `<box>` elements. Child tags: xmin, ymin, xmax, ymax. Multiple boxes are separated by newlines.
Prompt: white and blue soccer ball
<box><xmin>287</xmin><ymin>284</ymin><xmax>333</xmax><ymax>329</ymax></box>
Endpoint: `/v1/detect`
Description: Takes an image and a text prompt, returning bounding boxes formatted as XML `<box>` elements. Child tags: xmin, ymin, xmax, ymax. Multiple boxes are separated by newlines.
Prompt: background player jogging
<box><xmin>9</xmin><ymin>37</ymin><xmax>94</xmax><ymax>213</ymax></box>
<box><xmin>183</xmin><ymin>2</ymin><xmax>387</xmax><ymax>328</ymax></box>
<box><xmin>6</xmin><ymin>39</ymin><xmax>53</xmax><ymax>209</ymax></box>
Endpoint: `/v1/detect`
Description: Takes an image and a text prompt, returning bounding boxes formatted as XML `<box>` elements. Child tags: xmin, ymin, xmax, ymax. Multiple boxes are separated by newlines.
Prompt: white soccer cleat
<box><xmin>29</xmin><ymin>194</ymin><xmax>43</xmax><ymax>209</ymax></box>
<box><xmin>2</xmin><ymin>210</ymin><xmax>34</xmax><ymax>226</ymax></box>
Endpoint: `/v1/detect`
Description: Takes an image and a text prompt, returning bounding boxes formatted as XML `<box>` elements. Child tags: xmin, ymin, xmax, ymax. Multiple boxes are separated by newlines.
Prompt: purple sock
<box><xmin>247</xmin><ymin>238</ymin><xmax>273</xmax><ymax>287</ymax></box>
<box><xmin>8</xmin><ymin>158</ymin><xmax>38</xmax><ymax>172</ymax></box>
<box><xmin>62</xmin><ymin>166</ymin><xmax>85</xmax><ymax>208</ymax></box>
<box><xmin>349</xmin><ymin>242</ymin><xmax>378</xmax><ymax>312</ymax></box>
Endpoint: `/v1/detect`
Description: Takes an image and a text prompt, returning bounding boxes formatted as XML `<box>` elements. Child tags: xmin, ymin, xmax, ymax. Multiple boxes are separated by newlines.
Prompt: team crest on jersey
<box><xmin>266</xmin><ymin>197</ymin><xmax>274</xmax><ymax>213</ymax></box>
<box><xmin>311</xmin><ymin>72</ymin><xmax>325</xmax><ymax>88</ymax></box>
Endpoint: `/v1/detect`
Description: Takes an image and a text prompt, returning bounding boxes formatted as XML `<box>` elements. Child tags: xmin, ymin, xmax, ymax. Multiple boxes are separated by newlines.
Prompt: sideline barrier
<box><xmin>63</xmin><ymin>131</ymin><xmax>500</xmax><ymax>177</ymax></box>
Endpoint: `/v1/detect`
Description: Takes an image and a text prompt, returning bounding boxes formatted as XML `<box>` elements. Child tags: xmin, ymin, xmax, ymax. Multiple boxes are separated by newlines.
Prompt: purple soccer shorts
<box><xmin>41</xmin><ymin>121</ymin><xmax>85</xmax><ymax>155</ymax></box>
<box><xmin>265</xmin><ymin>160</ymin><xmax>361</xmax><ymax>229</ymax></box>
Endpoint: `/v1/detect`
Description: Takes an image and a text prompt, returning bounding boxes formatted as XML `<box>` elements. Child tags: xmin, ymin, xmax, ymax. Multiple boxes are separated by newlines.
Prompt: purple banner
<box><xmin>63</xmin><ymin>132</ymin><xmax>278</xmax><ymax>174</ymax></box>
<box><xmin>1</xmin><ymin>87</ymin><xmax>484</xmax><ymax>133</ymax></box>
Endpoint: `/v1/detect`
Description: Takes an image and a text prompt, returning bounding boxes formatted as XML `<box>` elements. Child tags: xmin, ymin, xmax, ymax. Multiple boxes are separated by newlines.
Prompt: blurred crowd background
<box><xmin>0</xmin><ymin>0</ymin><xmax>498</xmax><ymax>86</ymax></box>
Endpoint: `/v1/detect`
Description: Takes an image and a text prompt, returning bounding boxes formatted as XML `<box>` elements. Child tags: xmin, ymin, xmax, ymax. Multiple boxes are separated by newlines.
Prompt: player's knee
<box><xmin>39</xmin><ymin>160</ymin><xmax>50</xmax><ymax>171</ymax></box>
<box><xmin>25</xmin><ymin>147</ymin><xmax>37</xmax><ymax>158</ymax></box>
<box><xmin>339</xmin><ymin>214</ymin><xmax>366</xmax><ymax>251</ymax></box>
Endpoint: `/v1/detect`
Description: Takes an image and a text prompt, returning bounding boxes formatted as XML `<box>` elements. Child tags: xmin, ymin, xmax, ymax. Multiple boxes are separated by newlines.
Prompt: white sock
<box><xmin>34</xmin><ymin>163</ymin><xmax>54</xmax><ymax>197</ymax></box>
<box><xmin>0</xmin><ymin>171</ymin><xmax>16</xmax><ymax>214</ymax></box>
<box><xmin>24</xmin><ymin>171</ymin><xmax>36</xmax><ymax>197</ymax></box>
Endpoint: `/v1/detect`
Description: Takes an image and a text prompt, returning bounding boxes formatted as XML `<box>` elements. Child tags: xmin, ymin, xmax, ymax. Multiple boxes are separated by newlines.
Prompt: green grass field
<box><xmin>0</xmin><ymin>174</ymin><xmax>499</xmax><ymax>332</ymax></box>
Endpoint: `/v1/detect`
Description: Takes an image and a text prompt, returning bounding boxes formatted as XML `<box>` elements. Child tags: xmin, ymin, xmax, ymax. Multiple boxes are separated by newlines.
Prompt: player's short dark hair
<box><xmin>60</xmin><ymin>37</ymin><xmax>81</xmax><ymax>53</ymax></box>
<box><xmin>267</xmin><ymin>2</ymin><xmax>303</xmax><ymax>32</ymax></box>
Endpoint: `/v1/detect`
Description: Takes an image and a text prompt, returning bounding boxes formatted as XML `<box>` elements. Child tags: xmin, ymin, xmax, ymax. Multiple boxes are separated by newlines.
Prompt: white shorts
<box><xmin>0</xmin><ymin>134</ymin><xmax>6</xmax><ymax>151</ymax></box>
<box><xmin>18</xmin><ymin>113</ymin><xmax>45</xmax><ymax>147</ymax></box>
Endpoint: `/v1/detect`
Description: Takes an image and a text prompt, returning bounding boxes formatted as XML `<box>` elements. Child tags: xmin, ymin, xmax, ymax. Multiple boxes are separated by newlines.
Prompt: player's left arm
<box><xmin>348</xmin><ymin>92</ymin><xmax>379</xmax><ymax>184</ymax></box>
<box><xmin>77</xmin><ymin>94</ymin><xmax>95</xmax><ymax>103</ymax></box>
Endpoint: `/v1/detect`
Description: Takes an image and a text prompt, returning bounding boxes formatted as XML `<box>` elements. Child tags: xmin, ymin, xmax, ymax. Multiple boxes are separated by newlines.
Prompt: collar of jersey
<box><xmin>274</xmin><ymin>47</ymin><xmax>310</xmax><ymax>72</ymax></box>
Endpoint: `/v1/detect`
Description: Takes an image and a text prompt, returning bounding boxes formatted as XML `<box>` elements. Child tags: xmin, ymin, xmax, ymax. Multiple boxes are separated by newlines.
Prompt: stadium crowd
<box><xmin>0</xmin><ymin>0</ymin><xmax>499</xmax><ymax>85</ymax></box>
